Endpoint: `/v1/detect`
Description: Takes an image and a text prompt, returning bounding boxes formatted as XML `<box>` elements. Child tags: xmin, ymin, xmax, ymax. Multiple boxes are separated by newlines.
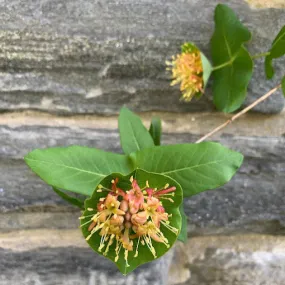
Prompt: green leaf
<box><xmin>24</xmin><ymin>146</ymin><xmax>133</xmax><ymax>196</ymax></box>
<box><xmin>282</xmin><ymin>76</ymin><xmax>285</xmax><ymax>97</ymax></box>
<box><xmin>81</xmin><ymin>169</ymin><xmax>182</xmax><ymax>275</ymax></box>
<box><xmin>177</xmin><ymin>204</ymin><xmax>187</xmax><ymax>243</ymax></box>
<box><xmin>119</xmin><ymin>107</ymin><xmax>155</xmax><ymax>154</ymax></box>
<box><xmin>212</xmin><ymin>46</ymin><xmax>253</xmax><ymax>112</ymax></box>
<box><xmin>211</xmin><ymin>4</ymin><xmax>251</xmax><ymax>66</ymax></box>
<box><xmin>131</xmin><ymin>142</ymin><xmax>243</xmax><ymax>197</ymax></box>
<box><xmin>201</xmin><ymin>53</ymin><xmax>213</xmax><ymax>89</ymax></box>
<box><xmin>149</xmin><ymin>117</ymin><xmax>162</xmax><ymax>146</ymax></box>
<box><xmin>211</xmin><ymin>4</ymin><xmax>252</xmax><ymax>113</ymax></box>
<box><xmin>265</xmin><ymin>25</ymin><xmax>285</xmax><ymax>79</ymax></box>
<box><xmin>265</xmin><ymin>57</ymin><xmax>274</xmax><ymax>79</ymax></box>
<box><xmin>53</xmin><ymin>187</ymin><xmax>85</xmax><ymax>209</ymax></box>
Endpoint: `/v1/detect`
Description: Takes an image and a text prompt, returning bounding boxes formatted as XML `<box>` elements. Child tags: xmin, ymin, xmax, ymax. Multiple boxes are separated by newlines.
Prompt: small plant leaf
<box><xmin>131</xmin><ymin>142</ymin><xmax>243</xmax><ymax>197</ymax></box>
<box><xmin>212</xmin><ymin>46</ymin><xmax>253</xmax><ymax>112</ymax></box>
<box><xmin>210</xmin><ymin>4</ymin><xmax>252</xmax><ymax>112</ymax></box>
<box><xmin>81</xmin><ymin>169</ymin><xmax>182</xmax><ymax>275</ymax></box>
<box><xmin>119</xmin><ymin>107</ymin><xmax>155</xmax><ymax>154</ymax></box>
<box><xmin>265</xmin><ymin>57</ymin><xmax>274</xmax><ymax>79</ymax></box>
<box><xmin>177</xmin><ymin>204</ymin><xmax>187</xmax><ymax>243</ymax></box>
<box><xmin>149</xmin><ymin>117</ymin><xmax>162</xmax><ymax>146</ymax></box>
<box><xmin>282</xmin><ymin>76</ymin><xmax>285</xmax><ymax>97</ymax></box>
<box><xmin>265</xmin><ymin>25</ymin><xmax>285</xmax><ymax>79</ymax></box>
<box><xmin>24</xmin><ymin>146</ymin><xmax>133</xmax><ymax>196</ymax></box>
<box><xmin>53</xmin><ymin>187</ymin><xmax>85</xmax><ymax>209</ymax></box>
<box><xmin>211</xmin><ymin>4</ymin><xmax>251</xmax><ymax>64</ymax></box>
<box><xmin>201</xmin><ymin>52</ymin><xmax>213</xmax><ymax>90</ymax></box>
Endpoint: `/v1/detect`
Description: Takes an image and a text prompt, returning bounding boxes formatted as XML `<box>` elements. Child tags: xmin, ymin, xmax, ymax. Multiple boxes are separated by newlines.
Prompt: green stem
<box><xmin>212</xmin><ymin>60</ymin><xmax>233</xmax><ymax>71</ymax></box>
<box><xmin>212</xmin><ymin>51</ymin><xmax>271</xmax><ymax>71</ymax></box>
<box><xmin>251</xmin><ymin>51</ymin><xmax>270</xmax><ymax>59</ymax></box>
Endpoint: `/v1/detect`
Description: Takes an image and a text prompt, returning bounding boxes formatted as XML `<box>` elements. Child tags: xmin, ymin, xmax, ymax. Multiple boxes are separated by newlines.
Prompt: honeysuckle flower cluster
<box><xmin>166</xmin><ymin>44</ymin><xmax>204</xmax><ymax>102</ymax></box>
<box><xmin>80</xmin><ymin>176</ymin><xmax>178</xmax><ymax>267</ymax></box>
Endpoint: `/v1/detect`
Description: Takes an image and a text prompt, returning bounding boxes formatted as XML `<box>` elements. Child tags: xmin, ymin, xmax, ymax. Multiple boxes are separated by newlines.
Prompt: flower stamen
<box><xmin>161</xmin><ymin>220</ymin><xmax>179</xmax><ymax>234</ymax></box>
<box><xmin>134</xmin><ymin>236</ymin><xmax>140</xmax><ymax>258</ymax></box>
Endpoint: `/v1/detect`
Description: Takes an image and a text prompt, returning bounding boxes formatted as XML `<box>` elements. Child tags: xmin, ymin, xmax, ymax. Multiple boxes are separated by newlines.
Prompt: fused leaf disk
<box><xmin>81</xmin><ymin>169</ymin><xmax>183</xmax><ymax>275</ymax></box>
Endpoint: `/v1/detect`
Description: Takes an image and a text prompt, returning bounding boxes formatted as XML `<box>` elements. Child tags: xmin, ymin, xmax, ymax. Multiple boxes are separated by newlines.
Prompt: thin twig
<box><xmin>196</xmin><ymin>84</ymin><xmax>281</xmax><ymax>143</ymax></box>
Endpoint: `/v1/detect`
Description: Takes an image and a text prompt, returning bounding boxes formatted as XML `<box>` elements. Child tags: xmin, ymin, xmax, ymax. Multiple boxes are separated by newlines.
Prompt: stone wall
<box><xmin>0</xmin><ymin>0</ymin><xmax>285</xmax><ymax>284</ymax></box>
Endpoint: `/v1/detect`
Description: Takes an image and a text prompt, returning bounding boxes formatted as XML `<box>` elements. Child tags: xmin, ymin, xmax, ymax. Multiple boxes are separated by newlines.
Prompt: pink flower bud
<box><xmin>129</xmin><ymin>203</ymin><xmax>139</xmax><ymax>214</ymax></box>
<box><xmin>120</xmin><ymin>200</ymin><xmax>128</xmax><ymax>212</ymax></box>
<box><xmin>131</xmin><ymin>211</ymin><xmax>148</xmax><ymax>225</ymax></box>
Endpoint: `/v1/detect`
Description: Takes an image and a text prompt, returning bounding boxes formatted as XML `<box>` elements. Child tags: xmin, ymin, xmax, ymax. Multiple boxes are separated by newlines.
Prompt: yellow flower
<box><xmin>167</xmin><ymin>44</ymin><xmax>204</xmax><ymax>102</ymax></box>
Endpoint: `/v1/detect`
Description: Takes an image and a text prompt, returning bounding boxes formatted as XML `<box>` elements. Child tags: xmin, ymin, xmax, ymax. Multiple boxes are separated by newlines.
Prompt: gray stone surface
<box><xmin>170</xmin><ymin>235</ymin><xmax>285</xmax><ymax>285</ymax></box>
<box><xmin>0</xmin><ymin>0</ymin><xmax>284</xmax><ymax>114</ymax></box>
<box><xmin>186</xmin><ymin>250</ymin><xmax>285</xmax><ymax>285</ymax></box>
<box><xmin>187</xmin><ymin>249</ymin><xmax>285</xmax><ymax>285</ymax></box>
<box><xmin>0</xmin><ymin>247</ymin><xmax>172</xmax><ymax>285</ymax></box>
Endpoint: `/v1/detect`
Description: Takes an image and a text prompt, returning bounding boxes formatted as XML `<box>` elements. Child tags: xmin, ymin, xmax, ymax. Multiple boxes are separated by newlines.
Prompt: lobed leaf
<box><xmin>131</xmin><ymin>142</ymin><xmax>243</xmax><ymax>197</ymax></box>
<box><xmin>81</xmin><ymin>169</ymin><xmax>182</xmax><ymax>275</ymax></box>
<box><xmin>119</xmin><ymin>107</ymin><xmax>155</xmax><ymax>154</ymax></box>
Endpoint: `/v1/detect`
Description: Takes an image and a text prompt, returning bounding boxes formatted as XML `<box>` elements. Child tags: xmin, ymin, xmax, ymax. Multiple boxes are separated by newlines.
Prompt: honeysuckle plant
<box><xmin>24</xmin><ymin>107</ymin><xmax>243</xmax><ymax>274</ymax></box>
<box><xmin>23</xmin><ymin>3</ymin><xmax>285</xmax><ymax>276</ymax></box>
<box><xmin>168</xmin><ymin>4</ymin><xmax>285</xmax><ymax>110</ymax></box>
